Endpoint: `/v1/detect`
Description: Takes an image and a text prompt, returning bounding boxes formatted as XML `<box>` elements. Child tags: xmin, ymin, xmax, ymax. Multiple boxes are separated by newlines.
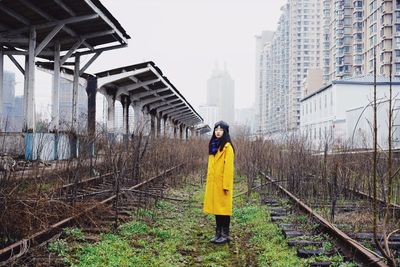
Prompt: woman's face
<box><xmin>214</xmin><ymin>126</ymin><xmax>224</xmax><ymax>139</ymax></box>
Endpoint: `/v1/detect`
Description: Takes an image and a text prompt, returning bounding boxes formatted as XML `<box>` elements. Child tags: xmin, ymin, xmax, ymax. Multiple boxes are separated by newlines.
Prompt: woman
<box><xmin>203</xmin><ymin>120</ymin><xmax>235</xmax><ymax>244</ymax></box>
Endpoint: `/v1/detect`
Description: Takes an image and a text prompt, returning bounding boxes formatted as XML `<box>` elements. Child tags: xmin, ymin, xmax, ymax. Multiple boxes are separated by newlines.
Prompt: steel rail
<box><xmin>260</xmin><ymin>171</ymin><xmax>388</xmax><ymax>267</ymax></box>
<box><xmin>0</xmin><ymin>165</ymin><xmax>182</xmax><ymax>265</ymax></box>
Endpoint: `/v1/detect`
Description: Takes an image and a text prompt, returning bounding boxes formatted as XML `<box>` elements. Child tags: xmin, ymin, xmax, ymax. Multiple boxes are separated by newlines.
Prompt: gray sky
<box><xmin>9</xmin><ymin>0</ymin><xmax>287</xmax><ymax>113</ymax></box>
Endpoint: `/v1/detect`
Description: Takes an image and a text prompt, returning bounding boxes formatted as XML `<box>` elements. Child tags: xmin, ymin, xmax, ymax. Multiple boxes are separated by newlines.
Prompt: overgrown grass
<box><xmin>48</xmin><ymin>173</ymin><xmax>355</xmax><ymax>266</ymax></box>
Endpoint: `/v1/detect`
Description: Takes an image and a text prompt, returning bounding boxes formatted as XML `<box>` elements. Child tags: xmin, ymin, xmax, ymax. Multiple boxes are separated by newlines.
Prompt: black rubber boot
<box><xmin>214</xmin><ymin>226</ymin><xmax>229</xmax><ymax>244</ymax></box>
<box><xmin>210</xmin><ymin>226</ymin><xmax>221</xmax><ymax>243</ymax></box>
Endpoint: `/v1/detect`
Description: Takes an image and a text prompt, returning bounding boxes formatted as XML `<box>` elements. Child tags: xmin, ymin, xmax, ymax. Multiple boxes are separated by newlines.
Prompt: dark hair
<box><xmin>208</xmin><ymin>121</ymin><xmax>235</xmax><ymax>155</ymax></box>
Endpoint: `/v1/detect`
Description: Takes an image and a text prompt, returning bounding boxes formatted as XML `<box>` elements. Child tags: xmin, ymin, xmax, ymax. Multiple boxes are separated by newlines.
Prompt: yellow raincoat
<box><xmin>203</xmin><ymin>142</ymin><xmax>234</xmax><ymax>216</ymax></box>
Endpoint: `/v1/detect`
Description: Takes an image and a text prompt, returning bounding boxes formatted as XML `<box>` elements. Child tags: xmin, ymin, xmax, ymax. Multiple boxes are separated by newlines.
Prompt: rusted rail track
<box><xmin>260</xmin><ymin>171</ymin><xmax>388</xmax><ymax>267</ymax></box>
<box><xmin>0</xmin><ymin>165</ymin><xmax>182</xmax><ymax>266</ymax></box>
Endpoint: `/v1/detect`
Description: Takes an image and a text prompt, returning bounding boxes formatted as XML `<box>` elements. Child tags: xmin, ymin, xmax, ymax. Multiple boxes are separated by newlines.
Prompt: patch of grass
<box><xmin>64</xmin><ymin>227</ymin><xmax>85</xmax><ymax>241</ymax></box>
<box><xmin>118</xmin><ymin>221</ymin><xmax>148</xmax><ymax>237</ymax></box>
<box><xmin>54</xmin><ymin>173</ymin><xmax>356</xmax><ymax>267</ymax></box>
<box><xmin>136</xmin><ymin>207</ymin><xmax>155</xmax><ymax>219</ymax></box>
<box><xmin>72</xmin><ymin>233</ymin><xmax>138</xmax><ymax>267</ymax></box>
<box><xmin>48</xmin><ymin>239</ymin><xmax>70</xmax><ymax>257</ymax></box>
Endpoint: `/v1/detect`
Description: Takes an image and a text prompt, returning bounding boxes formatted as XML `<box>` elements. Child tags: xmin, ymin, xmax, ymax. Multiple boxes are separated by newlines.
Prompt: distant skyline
<box><xmin>5</xmin><ymin>0</ymin><xmax>287</xmax><ymax>115</ymax></box>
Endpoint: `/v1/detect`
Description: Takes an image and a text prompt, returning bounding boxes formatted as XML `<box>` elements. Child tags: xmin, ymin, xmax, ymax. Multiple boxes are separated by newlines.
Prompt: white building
<box><xmin>300</xmin><ymin>76</ymin><xmax>400</xmax><ymax>150</ymax></box>
<box><xmin>347</xmin><ymin>98</ymin><xmax>400</xmax><ymax>150</ymax></box>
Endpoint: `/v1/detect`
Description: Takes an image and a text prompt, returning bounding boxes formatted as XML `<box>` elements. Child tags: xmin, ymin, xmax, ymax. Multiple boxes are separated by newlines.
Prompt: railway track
<box><xmin>260</xmin><ymin>172</ymin><xmax>399</xmax><ymax>267</ymax></box>
<box><xmin>0</xmin><ymin>165</ymin><xmax>182</xmax><ymax>266</ymax></box>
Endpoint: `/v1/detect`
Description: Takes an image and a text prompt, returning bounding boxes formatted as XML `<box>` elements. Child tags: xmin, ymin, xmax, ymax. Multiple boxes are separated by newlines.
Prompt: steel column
<box><xmin>132</xmin><ymin>103</ymin><xmax>143</xmax><ymax>134</ymax></box>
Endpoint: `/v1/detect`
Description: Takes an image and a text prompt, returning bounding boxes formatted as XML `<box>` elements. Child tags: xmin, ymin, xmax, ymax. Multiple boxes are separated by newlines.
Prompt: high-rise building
<box><xmin>58</xmin><ymin>76</ymin><xmax>88</xmax><ymax>131</ymax></box>
<box><xmin>13</xmin><ymin>95</ymin><xmax>23</xmax><ymax>132</ymax></box>
<box><xmin>265</xmin><ymin>4</ymin><xmax>290</xmax><ymax>135</ymax></box>
<box><xmin>322</xmin><ymin>0</ymin><xmax>331</xmax><ymax>83</ymax></box>
<box><xmin>255</xmin><ymin>31</ymin><xmax>274</xmax><ymax>133</ymax></box>
<box><xmin>206</xmin><ymin>64</ymin><xmax>235</xmax><ymax>124</ymax></box>
<box><xmin>326</xmin><ymin>1</ymin><xmax>398</xmax><ymax>80</ymax></box>
<box><xmin>288</xmin><ymin>0</ymin><xmax>324</xmax><ymax>130</ymax></box>
<box><xmin>1</xmin><ymin>71</ymin><xmax>16</xmax><ymax>131</ymax></box>
<box><xmin>328</xmin><ymin>0</ymin><xmax>354</xmax><ymax>80</ymax></box>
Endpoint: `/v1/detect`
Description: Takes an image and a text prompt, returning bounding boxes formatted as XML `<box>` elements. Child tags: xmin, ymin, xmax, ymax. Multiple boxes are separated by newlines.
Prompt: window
<box><xmin>396</xmin><ymin>63</ymin><xmax>400</xmax><ymax>73</ymax></box>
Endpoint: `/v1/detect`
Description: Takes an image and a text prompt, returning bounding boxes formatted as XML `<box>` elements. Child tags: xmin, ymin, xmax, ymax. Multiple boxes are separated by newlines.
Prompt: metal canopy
<box><xmin>96</xmin><ymin>61</ymin><xmax>203</xmax><ymax>126</ymax></box>
<box><xmin>0</xmin><ymin>0</ymin><xmax>130</xmax><ymax>58</ymax></box>
<box><xmin>0</xmin><ymin>0</ymin><xmax>130</xmax><ymax>133</ymax></box>
<box><xmin>196</xmin><ymin>124</ymin><xmax>211</xmax><ymax>135</ymax></box>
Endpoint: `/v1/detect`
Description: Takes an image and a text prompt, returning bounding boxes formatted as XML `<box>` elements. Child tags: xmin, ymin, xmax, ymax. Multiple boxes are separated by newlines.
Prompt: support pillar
<box><xmin>150</xmin><ymin>113</ymin><xmax>156</xmax><ymax>138</ymax></box>
<box><xmin>156</xmin><ymin>115</ymin><xmax>161</xmax><ymax>137</ymax></box>
<box><xmin>23</xmin><ymin>27</ymin><xmax>36</xmax><ymax>132</ymax></box>
<box><xmin>0</xmin><ymin>47</ymin><xmax>3</xmax><ymax>131</ymax></box>
<box><xmin>179</xmin><ymin>124</ymin><xmax>184</xmax><ymax>139</ymax></box>
<box><xmin>86</xmin><ymin>76</ymin><xmax>97</xmax><ymax>156</ymax></box>
<box><xmin>173</xmin><ymin>122</ymin><xmax>178</xmax><ymax>138</ymax></box>
<box><xmin>163</xmin><ymin>117</ymin><xmax>167</xmax><ymax>136</ymax></box>
<box><xmin>107</xmin><ymin>96</ymin><xmax>115</xmax><ymax>133</ymax></box>
<box><xmin>121</xmin><ymin>95</ymin><xmax>130</xmax><ymax>141</ymax></box>
<box><xmin>185</xmin><ymin>126</ymin><xmax>189</xmax><ymax>140</ymax></box>
<box><xmin>52</xmin><ymin>41</ymin><xmax>60</xmax><ymax>132</ymax></box>
<box><xmin>72</xmin><ymin>54</ymin><xmax>80</xmax><ymax>133</ymax></box>
<box><xmin>132</xmin><ymin>102</ymin><xmax>143</xmax><ymax>134</ymax></box>
<box><xmin>190</xmin><ymin>128</ymin><xmax>195</xmax><ymax>139</ymax></box>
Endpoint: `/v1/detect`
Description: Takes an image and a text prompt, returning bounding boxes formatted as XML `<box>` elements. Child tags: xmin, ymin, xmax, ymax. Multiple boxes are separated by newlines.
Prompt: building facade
<box><xmin>288</xmin><ymin>0</ymin><xmax>324</xmax><ymax>130</ymax></box>
<box><xmin>327</xmin><ymin>0</ymin><xmax>399</xmax><ymax>80</ymax></box>
<box><xmin>255</xmin><ymin>31</ymin><xmax>274</xmax><ymax>133</ymax></box>
<box><xmin>255</xmin><ymin>6</ymin><xmax>290</xmax><ymax>135</ymax></box>
<box><xmin>300</xmin><ymin>76</ymin><xmax>400</xmax><ymax>149</ymax></box>
<box><xmin>58</xmin><ymin>76</ymin><xmax>88</xmax><ymax>132</ymax></box>
<box><xmin>206</xmin><ymin>64</ymin><xmax>235</xmax><ymax>125</ymax></box>
<box><xmin>1</xmin><ymin>71</ymin><xmax>16</xmax><ymax>131</ymax></box>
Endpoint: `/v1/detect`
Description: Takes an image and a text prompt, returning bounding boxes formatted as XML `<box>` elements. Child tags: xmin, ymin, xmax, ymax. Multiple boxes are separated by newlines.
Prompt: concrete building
<box><xmin>206</xmin><ymin>64</ymin><xmax>235</xmax><ymax>125</ymax></box>
<box><xmin>255</xmin><ymin>5</ymin><xmax>290</xmax><ymax>135</ymax></box>
<box><xmin>328</xmin><ymin>0</ymin><xmax>354</xmax><ymax>81</ymax></box>
<box><xmin>288</xmin><ymin>0</ymin><xmax>324</xmax><ymax>130</ymax></box>
<box><xmin>255</xmin><ymin>31</ymin><xmax>274</xmax><ymax>133</ymax></box>
<box><xmin>326</xmin><ymin>0</ymin><xmax>398</xmax><ymax>80</ymax></box>
<box><xmin>1</xmin><ymin>71</ymin><xmax>16</xmax><ymax>131</ymax></box>
<box><xmin>58</xmin><ymin>76</ymin><xmax>88</xmax><ymax>132</ymax></box>
<box><xmin>13</xmin><ymin>96</ymin><xmax>23</xmax><ymax>132</ymax></box>
<box><xmin>347</xmin><ymin>98</ymin><xmax>400</xmax><ymax>150</ymax></box>
<box><xmin>300</xmin><ymin>76</ymin><xmax>400</xmax><ymax>149</ymax></box>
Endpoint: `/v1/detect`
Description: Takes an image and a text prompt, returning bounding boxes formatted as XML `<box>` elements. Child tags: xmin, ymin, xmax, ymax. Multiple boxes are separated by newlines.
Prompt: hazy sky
<box><xmin>8</xmin><ymin>0</ymin><xmax>287</xmax><ymax>113</ymax></box>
